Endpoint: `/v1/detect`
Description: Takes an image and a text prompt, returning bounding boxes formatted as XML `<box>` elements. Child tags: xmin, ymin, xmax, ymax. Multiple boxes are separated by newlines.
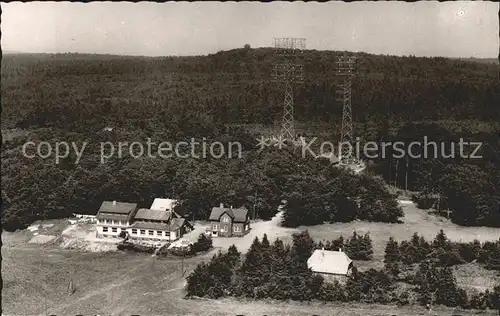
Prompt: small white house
<box><xmin>307</xmin><ymin>248</ymin><xmax>353</xmax><ymax>284</ymax></box>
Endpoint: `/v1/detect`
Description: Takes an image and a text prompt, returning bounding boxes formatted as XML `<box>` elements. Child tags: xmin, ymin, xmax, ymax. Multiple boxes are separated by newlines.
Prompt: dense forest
<box><xmin>1</xmin><ymin>49</ymin><xmax>499</xmax><ymax>230</ymax></box>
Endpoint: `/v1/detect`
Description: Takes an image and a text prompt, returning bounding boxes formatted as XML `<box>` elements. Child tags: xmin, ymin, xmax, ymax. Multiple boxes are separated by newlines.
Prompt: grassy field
<box><xmin>3</xmin><ymin>245</ymin><xmax>496</xmax><ymax>316</ymax></box>
<box><xmin>3</xmin><ymin>201</ymin><xmax>500</xmax><ymax>315</ymax></box>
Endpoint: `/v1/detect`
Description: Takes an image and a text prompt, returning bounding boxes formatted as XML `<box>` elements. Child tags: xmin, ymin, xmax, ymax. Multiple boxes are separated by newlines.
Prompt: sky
<box><xmin>2</xmin><ymin>1</ymin><xmax>499</xmax><ymax>58</ymax></box>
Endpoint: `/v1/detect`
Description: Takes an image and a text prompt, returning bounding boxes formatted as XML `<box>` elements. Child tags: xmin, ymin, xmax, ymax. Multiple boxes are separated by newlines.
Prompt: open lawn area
<box><xmin>3</xmin><ymin>245</ymin><xmax>497</xmax><ymax>316</ymax></box>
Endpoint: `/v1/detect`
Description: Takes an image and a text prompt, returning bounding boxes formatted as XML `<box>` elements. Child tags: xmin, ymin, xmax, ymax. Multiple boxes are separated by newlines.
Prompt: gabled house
<box><xmin>208</xmin><ymin>203</ymin><xmax>250</xmax><ymax>237</ymax></box>
<box><xmin>96</xmin><ymin>201</ymin><xmax>138</xmax><ymax>237</ymax></box>
<box><xmin>307</xmin><ymin>248</ymin><xmax>353</xmax><ymax>284</ymax></box>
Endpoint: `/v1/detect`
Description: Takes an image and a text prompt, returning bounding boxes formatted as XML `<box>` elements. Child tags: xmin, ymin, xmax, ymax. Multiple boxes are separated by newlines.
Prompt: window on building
<box><xmin>131</xmin><ymin>229</ymin><xmax>137</xmax><ymax>235</ymax></box>
<box><xmin>157</xmin><ymin>231</ymin><xmax>162</xmax><ymax>236</ymax></box>
<box><xmin>148</xmin><ymin>230</ymin><xmax>154</xmax><ymax>236</ymax></box>
<box><xmin>103</xmin><ymin>227</ymin><xmax>108</xmax><ymax>232</ymax></box>
<box><xmin>213</xmin><ymin>224</ymin><xmax>219</xmax><ymax>231</ymax></box>
<box><xmin>140</xmin><ymin>230</ymin><xmax>146</xmax><ymax>235</ymax></box>
<box><xmin>222</xmin><ymin>216</ymin><xmax>229</xmax><ymax>222</ymax></box>
<box><xmin>165</xmin><ymin>232</ymin><xmax>170</xmax><ymax>237</ymax></box>
<box><xmin>112</xmin><ymin>227</ymin><xmax>117</xmax><ymax>233</ymax></box>
<box><xmin>234</xmin><ymin>226</ymin><xmax>241</xmax><ymax>232</ymax></box>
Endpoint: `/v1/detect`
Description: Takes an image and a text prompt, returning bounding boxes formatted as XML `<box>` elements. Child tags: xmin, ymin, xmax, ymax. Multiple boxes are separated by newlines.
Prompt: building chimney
<box><xmin>113</xmin><ymin>200</ymin><xmax>117</xmax><ymax>206</ymax></box>
<box><xmin>322</xmin><ymin>247</ymin><xmax>325</xmax><ymax>250</ymax></box>
<box><xmin>220</xmin><ymin>203</ymin><xmax>224</xmax><ymax>208</ymax></box>
<box><xmin>339</xmin><ymin>248</ymin><xmax>342</xmax><ymax>252</ymax></box>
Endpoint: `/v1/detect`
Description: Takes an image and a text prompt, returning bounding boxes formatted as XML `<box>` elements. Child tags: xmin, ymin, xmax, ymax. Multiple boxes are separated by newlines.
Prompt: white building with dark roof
<box><xmin>307</xmin><ymin>248</ymin><xmax>353</xmax><ymax>284</ymax></box>
<box><xmin>128</xmin><ymin>208</ymin><xmax>191</xmax><ymax>241</ymax></box>
<box><xmin>96</xmin><ymin>201</ymin><xmax>138</xmax><ymax>237</ymax></box>
<box><xmin>95</xmin><ymin>200</ymin><xmax>192</xmax><ymax>241</ymax></box>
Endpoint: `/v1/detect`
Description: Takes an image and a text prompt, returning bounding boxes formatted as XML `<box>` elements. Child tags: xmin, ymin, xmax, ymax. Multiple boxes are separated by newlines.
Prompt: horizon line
<box><xmin>2</xmin><ymin>48</ymin><xmax>499</xmax><ymax>60</ymax></box>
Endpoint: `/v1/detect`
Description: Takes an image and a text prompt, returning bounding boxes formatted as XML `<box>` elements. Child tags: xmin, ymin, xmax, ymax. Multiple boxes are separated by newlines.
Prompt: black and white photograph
<box><xmin>1</xmin><ymin>1</ymin><xmax>500</xmax><ymax>315</ymax></box>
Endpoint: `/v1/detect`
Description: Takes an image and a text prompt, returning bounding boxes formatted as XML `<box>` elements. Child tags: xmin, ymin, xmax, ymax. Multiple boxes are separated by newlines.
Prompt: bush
<box><xmin>457</xmin><ymin>240</ymin><xmax>481</xmax><ymax>263</ymax></box>
<box><xmin>397</xmin><ymin>290</ymin><xmax>410</xmax><ymax>306</ymax></box>
<box><xmin>117</xmin><ymin>241</ymin><xmax>155</xmax><ymax>253</ymax></box>
<box><xmin>319</xmin><ymin>281</ymin><xmax>346</xmax><ymax>302</ymax></box>
<box><xmin>191</xmin><ymin>233</ymin><xmax>213</xmax><ymax>254</ymax></box>
<box><xmin>470</xmin><ymin>291</ymin><xmax>488</xmax><ymax>310</ymax></box>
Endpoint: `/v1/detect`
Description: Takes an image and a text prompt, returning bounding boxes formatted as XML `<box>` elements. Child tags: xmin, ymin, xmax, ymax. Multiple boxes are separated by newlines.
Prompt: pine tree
<box><xmin>186</xmin><ymin>262</ymin><xmax>212</xmax><ymax>297</ymax></box>
<box><xmin>346</xmin><ymin>231</ymin><xmax>373</xmax><ymax>260</ymax></box>
<box><xmin>432</xmin><ymin>229</ymin><xmax>450</xmax><ymax>250</ymax></box>
<box><xmin>487</xmin><ymin>285</ymin><xmax>500</xmax><ymax>310</ymax></box>
<box><xmin>317</xmin><ymin>240</ymin><xmax>325</xmax><ymax>250</ymax></box>
<box><xmin>384</xmin><ymin>237</ymin><xmax>401</xmax><ymax>276</ymax></box>
<box><xmin>237</xmin><ymin>236</ymin><xmax>265</xmax><ymax>296</ymax></box>
<box><xmin>331</xmin><ymin>235</ymin><xmax>345</xmax><ymax>251</ymax></box>
<box><xmin>227</xmin><ymin>244</ymin><xmax>241</xmax><ymax>267</ymax></box>
<box><xmin>486</xmin><ymin>242</ymin><xmax>500</xmax><ymax>271</ymax></box>
<box><xmin>261</xmin><ymin>233</ymin><xmax>271</xmax><ymax>249</ymax></box>
<box><xmin>291</xmin><ymin>230</ymin><xmax>315</xmax><ymax>266</ymax></box>
<box><xmin>435</xmin><ymin>267</ymin><xmax>459</xmax><ymax>307</ymax></box>
<box><xmin>346</xmin><ymin>266</ymin><xmax>362</xmax><ymax>301</ymax></box>
<box><xmin>418</xmin><ymin>281</ymin><xmax>433</xmax><ymax>306</ymax></box>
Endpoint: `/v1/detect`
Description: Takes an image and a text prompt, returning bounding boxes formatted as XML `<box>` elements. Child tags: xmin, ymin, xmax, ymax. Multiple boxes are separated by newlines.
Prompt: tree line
<box><xmin>384</xmin><ymin>230</ymin><xmax>500</xmax><ymax>274</ymax></box>
<box><xmin>185</xmin><ymin>231</ymin><xmax>500</xmax><ymax>310</ymax></box>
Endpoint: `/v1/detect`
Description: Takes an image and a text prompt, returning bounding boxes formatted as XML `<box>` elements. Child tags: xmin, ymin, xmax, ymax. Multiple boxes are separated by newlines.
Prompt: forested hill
<box><xmin>2</xmin><ymin>48</ymin><xmax>499</xmax><ymax>130</ymax></box>
<box><xmin>1</xmin><ymin>48</ymin><xmax>499</xmax><ymax>231</ymax></box>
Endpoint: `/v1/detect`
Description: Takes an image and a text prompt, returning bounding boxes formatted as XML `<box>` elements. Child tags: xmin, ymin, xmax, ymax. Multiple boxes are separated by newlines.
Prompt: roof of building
<box><xmin>97</xmin><ymin>201</ymin><xmax>137</xmax><ymax>222</ymax></box>
<box><xmin>98</xmin><ymin>201</ymin><xmax>137</xmax><ymax>214</ymax></box>
<box><xmin>97</xmin><ymin>213</ymin><xmax>129</xmax><ymax>222</ymax></box>
<box><xmin>134</xmin><ymin>208</ymin><xmax>173</xmax><ymax>222</ymax></box>
<box><xmin>209</xmin><ymin>205</ymin><xmax>248</xmax><ymax>223</ymax></box>
<box><xmin>307</xmin><ymin>249</ymin><xmax>353</xmax><ymax>276</ymax></box>
<box><xmin>150</xmin><ymin>198</ymin><xmax>178</xmax><ymax>211</ymax></box>
<box><xmin>131</xmin><ymin>217</ymin><xmax>186</xmax><ymax>232</ymax></box>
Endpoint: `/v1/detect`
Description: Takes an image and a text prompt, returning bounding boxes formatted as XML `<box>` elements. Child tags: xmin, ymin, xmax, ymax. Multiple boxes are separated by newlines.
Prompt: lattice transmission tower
<box><xmin>271</xmin><ymin>38</ymin><xmax>306</xmax><ymax>142</ymax></box>
<box><xmin>336</xmin><ymin>54</ymin><xmax>357</xmax><ymax>165</ymax></box>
